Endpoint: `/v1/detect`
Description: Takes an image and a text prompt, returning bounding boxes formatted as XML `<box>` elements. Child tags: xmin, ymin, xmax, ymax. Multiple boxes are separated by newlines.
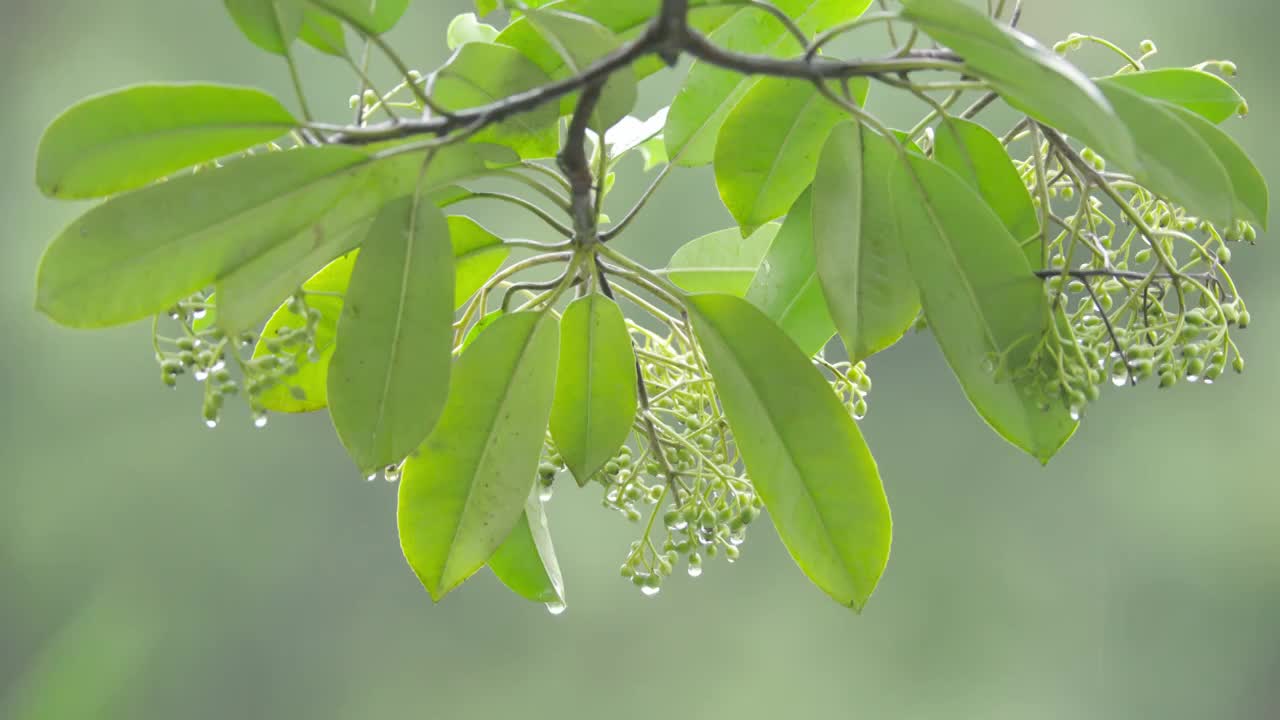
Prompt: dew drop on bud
<box><xmin>1111</xmin><ymin>372</ymin><xmax>1128</xmax><ymax>387</ymax></box>
<box><xmin>640</xmin><ymin>584</ymin><xmax>661</xmax><ymax>597</ymax></box>
<box><xmin>538</xmin><ymin>486</ymin><xmax>553</xmax><ymax>502</ymax></box>
<box><xmin>545</xmin><ymin>601</ymin><xmax>567</xmax><ymax>616</ymax></box>
<box><xmin>384</xmin><ymin>464</ymin><xmax>402</xmax><ymax>483</ymax></box>
<box><xmin>1069</xmin><ymin>406</ymin><xmax>1082</xmax><ymax>422</ymax></box>
<box><xmin>194</xmin><ymin>370</ymin><xmax>209</xmax><ymax>382</ymax></box>
<box><xmin>253</xmin><ymin>413</ymin><xmax>269</xmax><ymax>429</ymax></box>
<box><xmin>192</xmin><ymin>308</ymin><xmax>208</xmax><ymax>320</ymax></box>
<box><xmin>366</xmin><ymin>473</ymin><xmax>378</xmax><ymax>482</ymax></box>
<box><xmin>687</xmin><ymin>565</ymin><xmax>703</xmax><ymax>578</ymax></box>
<box><xmin>205</xmin><ymin>418</ymin><xmax>219</xmax><ymax>429</ymax></box>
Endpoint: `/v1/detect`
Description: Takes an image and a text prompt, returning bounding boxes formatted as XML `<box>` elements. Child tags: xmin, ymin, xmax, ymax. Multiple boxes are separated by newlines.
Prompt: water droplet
<box><xmin>1203</xmin><ymin>377</ymin><xmax>1214</xmax><ymax>385</ymax></box>
<box><xmin>545</xmin><ymin>601</ymin><xmax>567</xmax><ymax>616</ymax></box>
<box><xmin>640</xmin><ymin>584</ymin><xmax>661</xmax><ymax>597</ymax></box>
<box><xmin>194</xmin><ymin>370</ymin><xmax>209</xmax><ymax>382</ymax></box>
<box><xmin>192</xmin><ymin>308</ymin><xmax>208</xmax><ymax>320</ymax></box>
<box><xmin>1111</xmin><ymin>372</ymin><xmax>1128</xmax><ymax>387</ymax></box>
<box><xmin>209</xmin><ymin>360</ymin><xmax>227</xmax><ymax>373</ymax></box>
<box><xmin>687</xmin><ymin>565</ymin><xmax>703</xmax><ymax>578</ymax></box>
<box><xmin>307</xmin><ymin>347</ymin><xmax>322</xmax><ymax>363</ymax></box>
<box><xmin>728</xmin><ymin>531</ymin><xmax>746</xmax><ymax>546</ymax></box>
<box><xmin>1186</xmin><ymin>374</ymin><xmax>1201</xmax><ymax>383</ymax></box>
<box><xmin>670</xmin><ymin>519</ymin><xmax>688</xmax><ymax>531</ymax></box>
<box><xmin>538</xmin><ymin>486</ymin><xmax>553</xmax><ymax>502</ymax></box>
<box><xmin>253</xmin><ymin>413</ymin><xmax>269</xmax><ymax>429</ymax></box>
<box><xmin>1069</xmin><ymin>406</ymin><xmax>1082</xmax><ymax>422</ymax></box>
<box><xmin>384</xmin><ymin>464</ymin><xmax>402</xmax><ymax>483</ymax></box>
<box><xmin>204</xmin><ymin>419</ymin><xmax>219</xmax><ymax>429</ymax></box>
<box><xmin>366</xmin><ymin>473</ymin><xmax>378</xmax><ymax>482</ymax></box>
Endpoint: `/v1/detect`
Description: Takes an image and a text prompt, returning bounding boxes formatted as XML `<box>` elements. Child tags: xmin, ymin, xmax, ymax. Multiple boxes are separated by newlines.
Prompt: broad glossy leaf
<box><xmin>512</xmin><ymin>9</ymin><xmax>637</xmax><ymax>130</ymax></box>
<box><xmin>1099</xmin><ymin>68</ymin><xmax>1246</xmax><ymax>124</ymax></box>
<box><xmin>715</xmin><ymin>77</ymin><xmax>854</xmax><ymax>235</ymax></box>
<box><xmin>398</xmin><ymin>311</ymin><xmax>560</xmax><ymax>601</ymax></box>
<box><xmin>224</xmin><ymin>0</ymin><xmax>304</xmax><ymax>54</ymax></box>
<box><xmin>252</xmin><ymin>215</ymin><xmax>509</xmax><ymax>413</ymax></box>
<box><xmin>431</xmin><ymin>42</ymin><xmax>559</xmax><ymax>158</ymax></box>
<box><xmin>933</xmin><ymin>116</ymin><xmax>1041</xmax><ymax>266</ymax></box>
<box><xmin>744</xmin><ymin>190</ymin><xmax>835</xmax><ymax>357</ymax></box>
<box><xmin>687</xmin><ymin>294</ymin><xmax>891</xmax><ymax>610</ymax></box>
<box><xmin>665</xmin><ymin>0</ymin><xmax>873</xmax><ymax>167</ymax></box>
<box><xmin>889</xmin><ymin>153</ymin><xmax>1075</xmax><ymax>461</ymax></box>
<box><xmin>37</xmin><ymin>84</ymin><xmax>297</xmax><ymax>199</ymax></box>
<box><xmin>551</xmin><ymin>294</ymin><xmax>638</xmax><ymax>485</ymax></box>
<box><xmin>1100</xmin><ymin>84</ymin><xmax>1235</xmax><ymax>227</ymax></box>
<box><xmin>307</xmin><ymin>0</ymin><xmax>408</xmax><ymax>34</ymax></box>
<box><xmin>900</xmin><ymin>0</ymin><xmax>1140</xmax><ymax>171</ymax></box>
<box><xmin>667</xmin><ymin>224</ymin><xmax>778</xmax><ymax>296</ymax></box>
<box><xmin>327</xmin><ymin>197</ymin><xmax>455</xmax><ymax>474</ymax></box>
<box><xmin>1161</xmin><ymin>103</ymin><xmax>1268</xmax><ymax>229</ymax></box>
<box><xmin>213</xmin><ymin>144</ymin><xmax>514</xmax><ymax>334</ymax></box>
<box><xmin>489</xmin><ymin>493</ymin><xmax>566</xmax><ymax>607</ymax></box>
<box><xmin>36</xmin><ymin>146</ymin><xmax>369</xmax><ymax>328</ymax></box>
<box><xmin>813</xmin><ymin>123</ymin><xmax>919</xmax><ymax>362</ymax></box>
<box><xmin>298</xmin><ymin>10</ymin><xmax>347</xmax><ymax>56</ymax></box>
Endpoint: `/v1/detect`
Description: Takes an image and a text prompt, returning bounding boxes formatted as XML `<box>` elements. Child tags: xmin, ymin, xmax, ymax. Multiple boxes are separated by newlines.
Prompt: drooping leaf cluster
<box><xmin>32</xmin><ymin>0</ymin><xmax>1265</xmax><ymax>612</ymax></box>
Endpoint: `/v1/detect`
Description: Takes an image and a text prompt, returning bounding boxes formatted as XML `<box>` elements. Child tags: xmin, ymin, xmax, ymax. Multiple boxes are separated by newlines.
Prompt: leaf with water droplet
<box><xmin>489</xmin><ymin>491</ymin><xmax>566</xmax><ymax>608</ymax></box>
<box><xmin>398</xmin><ymin>311</ymin><xmax>559</xmax><ymax>601</ymax></box>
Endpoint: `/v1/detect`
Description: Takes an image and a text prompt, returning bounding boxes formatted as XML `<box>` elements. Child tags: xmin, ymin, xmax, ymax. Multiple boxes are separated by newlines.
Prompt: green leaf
<box><xmin>1098</xmin><ymin>68</ymin><xmax>1246</xmax><ymax>124</ymax></box>
<box><xmin>211</xmin><ymin>144</ymin><xmax>513</xmax><ymax>334</ymax></box>
<box><xmin>224</xmin><ymin>0</ymin><xmax>304</xmax><ymax>54</ymax></box>
<box><xmin>251</xmin><ymin>215</ymin><xmax>509</xmax><ymax>414</ymax></box>
<box><xmin>307</xmin><ymin>0</ymin><xmax>408</xmax><ymax>34</ymax></box>
<box><xmin>36</xmin><ymin>84</ymin><xmax>297</xmax><ymax>199</ymax></box>
<box><xmin>518</xmin><ymin>9</ymin><xmax>638</xmax><ymax>130</ymax></box>
<box><xmin>667</xmin><ymin>224</ymin><xmax>778</xmax><ymax>296</ymax></box>
<box><xmin>687</xmin><ymin>294</ymin><xmax>891</xmax><ymax>610</ymax></box>
<box><xmin>447</xmin><ymin>12</ymin><xmax>499</xmax><ymax>49</ymax></box>
<box><xmin>475</xmin><ymin>0</ymin><xmax>499</xmax><ymax>16</ymax></box>
<box><xmin>550</xmin><ymin>294</ymin><xmax>638</xmax><ymax>485</ymax></box>
<box><xmin>715</xmin><ymin>76</ymin><xmax>857</xmax><ymax>235</ymax></box>
<box><xmin>1100</xmin><ymin>83</ymin><xmax>1235</xmax><ymax>227</ymax></box>
<box><xmin>888</xmin><ymin>152</ymin><xmax>1076</xmax><ymax>462</ymax></box>
<box><xmin>665</xmin><ymin>0</ymin><xmax>873</xmax><ymax>167</ymax></box>
<box><xmin>744</xmin><ymin>190</ymin><xmax>836</xmax><ymax>357</ymax></box>
<box><xmin>900</xmin><ymin>0</ymin><xmax>1140</xmax><ymax>171</ymax></box>
<box><xmin>431</xmin><ymin>42</ymin><xmax>559</xmax><ymax>158</ymax></box>
<box><xmin>449</xmin><ymin>216</ymin><xmax>513</xmax><ymax>307</ymax></box>
<box><xmin>252</xmin><ymin>252</ymin><xmax>354</xmax><ymax>414</ymax></box>
<box><xmin>933</xmin><ymin>116</ymin><xmax>1041</xmax><ymax>266</ymax></box>
<box><xmin>327</xmin><ymin>196</ymin><xmax>455</xmax><ymax>474</ymax></box>
<box><xmin>398</xmin><ymin>311</ymin><xmax>560</xmax><ymax>601</ymax></box>
<box><xmin>298</xmin><ymin>10</ymin><xmax>347</xmax><ymax>56</ymax></box>
<box><xmin>813</xmin><ymin>123</ymin><xmax>920</xmax><ymax>362</ymax></box>
<box><xmin>489</xmin><ymin>493</ymin><xmax>566</xmax><ymax>608</ymax></box>
<box><xmin>1161</xmin><ymin>103</ymin><xmax>1268</xmax><ymax>230</ymax></box>
<box><xmin>36</xmin><ymin>146</ymin><xmax>369</xmax><ymax>328</ymax></box>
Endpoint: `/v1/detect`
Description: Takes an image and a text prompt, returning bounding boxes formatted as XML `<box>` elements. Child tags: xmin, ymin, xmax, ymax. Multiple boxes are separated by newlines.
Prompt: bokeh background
<box><xmin>3</xmin><ymin>2</ymin><xmax>1277</xmax><ymax>718</ymax></box>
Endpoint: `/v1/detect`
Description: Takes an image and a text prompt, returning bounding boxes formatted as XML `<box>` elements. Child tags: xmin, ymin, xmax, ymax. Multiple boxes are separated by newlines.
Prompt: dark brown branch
<box><xmin>326</xmin><ymin>5</ymin><xmax>963</xmax><ymax>148</ymax></box>
<box><xmin>558</xmin><ymin>81</ymin><xmax>605</xmax><ymax>241</ymax></box>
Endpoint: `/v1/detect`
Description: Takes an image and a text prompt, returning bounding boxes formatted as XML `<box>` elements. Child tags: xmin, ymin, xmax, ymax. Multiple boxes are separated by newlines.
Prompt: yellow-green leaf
<box><xmin>550</xmin><ymin>294</ymin><xmax>638</xmax><ymax>485</ymax></box>
<box><xmin>37</xmin><ymin>84</ymin><xmax>297</xmax><ymax>199</ymax></box>
<box><xmin>327</xmin><ymin>197</ymin><xmax>455</xmax><ymax>474</ymax></box>
<box><xmin>398</xmin><ymin>312</ymin><xmax>560</xmax><ymax>601</ymax></box>
<box><xmin>688</xmin><ymin>293</ymin><xmax>891</xmax><ymax>610</ymax></box>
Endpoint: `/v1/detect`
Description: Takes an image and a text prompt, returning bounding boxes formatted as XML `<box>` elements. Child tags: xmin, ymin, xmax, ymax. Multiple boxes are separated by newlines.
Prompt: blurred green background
<box><xmin>3</xmin><ymin>2</ymin><xmax>1277</xmax><ymax>718</ymax></box>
